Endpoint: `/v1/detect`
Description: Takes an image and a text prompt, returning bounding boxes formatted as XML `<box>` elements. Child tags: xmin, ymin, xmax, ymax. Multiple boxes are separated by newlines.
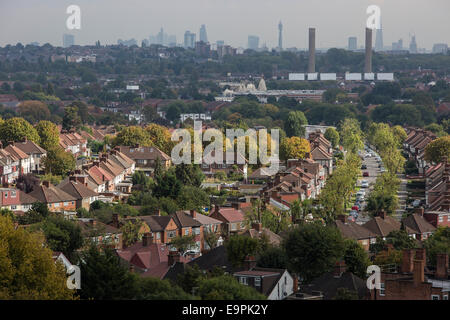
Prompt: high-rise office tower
<box><xmin>432</xmin><ymin>43</ymin><xmax>449</xmax><ymax>54</ymax></box>
<box><xmin>348</xmin><ymin>37</ymin><xmax>357</xmax><ymax>51</ymax></box>
<box><xmin>365</xmin><ymin>28</ymin><xmax>373</xmax><ymax>73</ymax></box>
<box><xmin>216</xmin><ymin>40</ymin><xmax>225</xmax><ymax>47</ymax></box>
<box><xmin>278</xmin><ymin>21</ymin><xmax>283</xmax><ymax>50</ymax></box>
<box><xmin>157</xmin><ymin>28</ymin><xmax>164</xmax><ymax>45</ymax></box>
<box><xmin>63</xmin><ymin>34</ymin><xmax>75</xmax><ymax>48</ymax></box>
<box><xmin>375</xmin><ymin>19</ymin><xmax>384</xmax><ymax>51</ymax></box>
<box><xmin>184</xmin><ymin>31</ymin><xmax>196</xmax><ymax>48</ymax></box>
<box><xmin>199</xmin><ymin>24</ymin><xmax>208</xmax><ymax>43</ymax></box>
<box><xmin>248</xmin><ymin>35</ymin><xmax>259</xmax><ymax>50</ymax></box>
<box><xmin>409</xmin><ymin>36</ymin><xmax>418</xmax><ymax>54</ymax></box>
<box><xmin>308</xmin><ymin>28</ymin><xmax>316</xmax><ymax>73</ymax></box>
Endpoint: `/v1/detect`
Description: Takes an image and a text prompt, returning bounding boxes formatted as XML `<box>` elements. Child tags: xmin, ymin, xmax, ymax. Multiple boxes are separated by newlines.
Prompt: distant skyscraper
<box><xmin>248</xmin><ymin>35</ymin><xmax>259</xmax><ymax>50</ymax></box>
<box><xmin>157</xmin><ymin>28</ymin><xmax>164</xmax><ymax>45</ymax></box>
<box><xmin>199</xmin><ymin>24</ymin><xmax>208</xmax><ymax>43</ymax></box>
<box><xmin>348</xmin><ymin>37</ymin><xmax>357</xmax><ymax>51</ymax></box>
<box><xmin>63</xmin><ymin>34</ymin><xmax>75</xmax><ymax>48</ymax></box>
<box><xmin>409</xmin><ymin>35</ymin><xmax>418</xmax><ymax>54</ymax></box>
<box><xmin>278</xmin><ymin>21</ymin><xmax>283</xmax><ymax>50</ymax></box>
<box><xmin>375</xmin><ymin>19</ymin><xmax>384</xmax><ymax>51</ymax></box>
<box><xmin>168</xmin><ymin>35</ymin><xmax>177</xmax><ymax>47</ymax></box>
<box><xmin>184</xmin><ymin>31</ymin><xmax>196</xmax><ymax>48</ymax></box>
<box><xmin>216</xmin><ymin>40</ymin><xmax>225</xmax><ymax>47</ymax></box>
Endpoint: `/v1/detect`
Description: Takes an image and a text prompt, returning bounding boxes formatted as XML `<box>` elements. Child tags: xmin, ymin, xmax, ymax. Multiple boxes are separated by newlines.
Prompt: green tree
<box><xmin>78</xmin><ymin>246</ymin><xmax>139</xmax><ymax>300</ymax></box>
<box><xmin>284</xmin><ymin>111</ymin><xmax>307</xmax><ymax>138</ymax></box>
<box><xmin>424</xmin><ymin>136</ymin><xmax>450</xmax><ymax>163</ymax></box>
<box><xmin>283</xmin><ymin>223</ymin><xmax>345</xmax><ymax>282</ymax></box>
<box><xmin>339</xmin><ymin>118</ymin><xmax>364</xmax><ymax>154</ymax></box>
<box><xmin>196</xmin><ymin>275</ymin><xmax>266</xmax><ymax>300</ymax></box>
<box><xmin>423</xmin><ymin>227</ymin><xmax>450</xmax><ymax>267</ymax></box>
<box><xmin>343</xmin><ymin>240</ymin><xmax>370</xmax><ymax>279</ymax></box>
<box><xmin>42</xmin><ymin>146</ymin><xmax>76</xmax><ymax>176</ymax></box>
<box><xmin>36</xmin><ymin>120</ymin><xmax>60</xmax><ymax>151</ymax></box>
<box><xmin>170</xmin><ymin>235</ymin><xmax>196</xmax><ymax>255</ymax></box>
<box><xmin>334</xmin><ymin>288</ymin><xmax>359</xmax><ymax>300</ymax></box>
<box><xmin>280</xmin><ymin>136</ymin><xmax>311</xmax><ymax>160</ymax></box>
<box><xmin>257</xmin><ymin>246</ymin><xmax>288</xmax><ymax>269</ymax></box>
<box><xmin>225</xmin><ymin>235</ymin><xmax>259</xmax><ymax>268</ymax></box>
<box><xmin>17</xmin><ymin>101</ymin><xmax>51</xmax><ymax>123</ymax></box>
<box><xmin>37</xmin><ymin>216</ymin><xmax>83</xmax><ymax>259</ymax></box>
<box><xmin>324</xmin><ymin>127</ymin><xmax>340</xmax><ymax>148</ymax></box>
<box><xmin>62</xmin><ymin>106</ymin><xmax>82</xmax><ymax>131</ymax></box>
<box><xmin>121</xmin><ymin>219</ymin><xmax>143</xmax><ymax>247</ymax></box>
<box><xmin>113</xmin><ymin>126</ymin><xmax>152</xmax><ymax>147</ymax></box>
<box><xmin>0</xmin><ymin>215</ymin><xmax>75</xmax><ymax>300</ymax></box>
<box><xmin>136</xmin><ymin>277</ymin><xmax>193</xmax><ymax>300</ymax></box>
<box><xmin>0</xmin><ymin>117</ymin><xmax>40</xmax><ymax>146</ymax></box>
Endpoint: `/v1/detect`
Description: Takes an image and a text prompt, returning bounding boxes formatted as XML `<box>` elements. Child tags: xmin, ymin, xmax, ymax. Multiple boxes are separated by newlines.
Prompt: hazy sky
<box><xmin>1</xmin><ymin>0</ymin><xmax>449</xmax><ymax>49</ymax></box>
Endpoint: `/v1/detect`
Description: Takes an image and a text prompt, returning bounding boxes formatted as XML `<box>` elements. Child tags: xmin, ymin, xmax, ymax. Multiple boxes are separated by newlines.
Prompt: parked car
<box><xmin>380</xmin><ymin>167</ymin><xmax>386</xmax><ymax>173</ymax></box>
<box><xmin>350</xmin><ymin>210</ymin><xmax>359</xmax><ymax>218</ymax></box>
<box><xmin>352</xmin><ymin>206</ymin><xmax>360</xmax><ymax>211</ymax></box>
<box><xmin>412</xmin><ymin>199</ymin><xmax>421</xmax><ymax>207</ymax></box>
<box><xmin>361</xmin><ymin>181</ymin><xmax>369</xmax><ymax>188</ymax></box>
<box><xmin>363</xmin><ymin>172</ymin><xmax>369</xmax><ymax>177</ymax></box>
<box><xmin>361</xmin><ymin>164</ymin><xmax>367</xmax><ymax>170</ymax></box>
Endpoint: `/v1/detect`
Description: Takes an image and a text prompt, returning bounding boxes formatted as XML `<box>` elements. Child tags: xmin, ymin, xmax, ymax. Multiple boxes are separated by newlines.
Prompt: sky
<box><xmin>0</xmin><ymin>0</ymin><xmax>449</xmax><ymax>50</ymax></box>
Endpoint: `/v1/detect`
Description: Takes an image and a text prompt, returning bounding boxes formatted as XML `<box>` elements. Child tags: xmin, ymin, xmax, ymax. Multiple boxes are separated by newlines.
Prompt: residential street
<box><xmin>355</xmin><ymin>148</ymin><xmax>382</xmax><ymax>225</ymax></box>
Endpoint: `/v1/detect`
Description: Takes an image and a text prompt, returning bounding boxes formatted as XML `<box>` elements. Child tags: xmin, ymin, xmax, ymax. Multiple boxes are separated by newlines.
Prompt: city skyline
<box><xmin>0</xmin><ymin>0</ymin><xmax>449</xmax><ymax>50</ymax></box>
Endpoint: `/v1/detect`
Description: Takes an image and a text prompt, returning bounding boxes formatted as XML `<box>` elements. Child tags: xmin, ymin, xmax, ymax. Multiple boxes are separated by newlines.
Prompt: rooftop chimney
<box><xmin>308</xmin><ymin>28</ymin><xmax>316</xmax><ymax>73</ymax></box>
<box><xmin>435</xmin><ymin>253</ymin><xmax>448</xmax><ymax>279</ymax></box>
<box><xmin>333</xmin><ymin>261</ymin><xmax>346</xmax><ymax>278</ymax></box>
<box><xmin>89</xmin><ymin>219</ymin><xmax>97</xmax><ymax>226</ymax></box>
<box><xmin>168</xmin><ymin>250</ymin><xmax>181</xmax><ymax>266</ymax></box>
<box><xmin>142</xmin><ymin>232</ymin><xmax>152</xmax><ymax>247</ymax></box>
<box><xmin>414</xmin><ymin>207</ymin><xmax>424</xmax><ymax>216</ymax></box>
<box><xmin>244</xmin><ymin>255</ymin><xmax>257</xmax><ymax>271</ymax></box>
<box><xmin>415</xmin><ymin>248</ymin><xmax>426</xmax><ymax>263</ymax></box>
<box><xmin>42</xmin><ymin>181</ymin><xmax>51</xmax><ymax>188</ymax></box>
<box><xmin>190</xmin><ymin>209</ymin><xmax>196</xmax><ymax>219</ymax></box>
<box><xmin>401</xmin><ymin>249</ymin><xmax>414</xmax><ymax>273</ymax></box>
<box><xmin>378</xmin><ymin>210</ymin><xmax>386</xmax><ymax>219</ymax></box>
<box><xmin>413</xmin><ymin>259</ymin><xmax>425</xmax><ymax>286</ymax></box>
<box><xmin>365</xmin><ymin>28</ymin><xmax>373</xmax><ymax>73</ymax></box>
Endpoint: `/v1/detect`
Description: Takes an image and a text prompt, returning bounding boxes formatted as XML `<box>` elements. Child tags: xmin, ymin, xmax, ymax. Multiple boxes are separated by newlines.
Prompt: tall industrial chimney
<box><xmin>308</xmin><ymin>28</ymin><xmax>316</xmax><ymax>73</ymax></box>
<box><xmin>365</xmin><ymin>28</ymin><xmax>373</xmax><ymax>73</ymax></box>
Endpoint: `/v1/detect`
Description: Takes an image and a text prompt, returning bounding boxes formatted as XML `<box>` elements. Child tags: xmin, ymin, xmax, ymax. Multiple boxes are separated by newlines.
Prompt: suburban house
<box><xmin>0</xmin><ymin>148</ymin><xmax>20</xmax><ymax>184</ymax></box>
<box><xmin>10</xmin><ymin>140</ymin><xmax>46</xmax><ymax>173</ymax></box>
<box><xmin>401</xmin><ymin>211</ymin><xmax>436</xmax><ymax>241</ymax></box>
<box><xmin>77</xmin><ymin>218</ymin><xmax>122</xmax><ymax>249</ymax></box>
<box><xmin>27</xmin><ymin>181</ymin><xmax>77</xmax><ymax>212</ymax></box>
<box><xmin>209</xmin><ymin>205</ymin><xmax>246</xmax><ymax>236</ymax></box>
<box><xmin>58</xmin><ymin>177</ymin><xmax>99</xmax><ymax>210</ymax></box>
<box><xmin>59</xmin><ymin>132</ymin><xmax>89</xmax><ymax>158</ymax></box>
<box><xmin>362</xmin><ymin>211</ymin><xmax>417</xmax><ymax>239</ymax></box>
<box><xmin>241</xmin><ymin>222</ymin><xmax>282</xmax><ymax>247</ymax></box>
<box><xmin>187</xmin><ymin>210</ymin><xmax>224</xmax><ymax>250</ymax></box>
<box><xmin>299</xmin><ymin>261</ymin><xmax>368</xmax><ymax>300</ymax></box>
<box><xmin>201</xmin><ymin>151</ymin><xmax>248</xmax><ymax>178</ymax></box>
<box><xmin>335</xmin><ymin>216</ymin><xmax>378</xmax><ymax>251</ymax></box>
<box><xmin>4</xmin><ymin>144</ymin><xmax>31</xmax><ymax>175</ymax></box>
<box><xmin>424</xmin><ymin>159</ymin><xmax>449</xmax><ymax>212</ymax></box>
<box><xmin>0</xmin><ymin>188</ymin><xmax>38</xmax><ymax>214</ymax></box>
<box><xmin>116</xmin><ymin>233</ymin><xmax>190</xmax><ymax>279</ymax></box>
<box><xmin>171</xmin><ymin>211</ymin><xmax>203</xmax><ymax>253</ymax></box>
<box><xmin>308</xmin><ymin>131</ymin><xmax>334</xmax><ymax>176</ymax></box>
<box><xmin>234</xmin><ymin>264</ymin><xmax>295</xmax><ymax>300</ymax></box>
<box><xmin>116</xmin><ymin>145</ymin><xmax>171</xmax><ymax>175</ymax></box>
<box><xmin>403</xmin><ymin>128</ymin><xmax>437</xmax><ymax>174</ymax></box>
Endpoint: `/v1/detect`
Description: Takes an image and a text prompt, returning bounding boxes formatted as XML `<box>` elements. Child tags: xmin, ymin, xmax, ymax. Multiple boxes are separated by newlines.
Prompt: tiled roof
<box><xmin>401</xmin><ymin>214</ymin><xmax>436</xmax><ymax>234</ymax></box>
<box><xmin>12</xmin><ymin>140</ymin><xmax>46</xmax><ymax>155</ymax></box>
<box><xmin>335</xmin><ymin>220</ymin><xmax>377</xmax><ymax>240</ymax></box>
<box><xmin>58</xmin><ymin>180</ymin><xmax>98</xmax><ymax>199</ymax></box>
<box><xmin>27</xmin><ymin>183</ymin><xmax>77</xmax><ymax>203</ymax></box>
<box><xmin>172</xmin><ymin>211</ymin><xmax>202</xmax><ymax>228</ymax></box>
<box><xmin>217</xmin><ymin>207</ymin><xmax>245</xmax><ymax>223</ymax></box>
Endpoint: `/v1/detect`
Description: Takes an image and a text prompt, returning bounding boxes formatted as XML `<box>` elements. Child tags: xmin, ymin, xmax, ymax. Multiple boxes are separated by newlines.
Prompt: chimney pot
<box><xmin>413</xmin><ymin>259</ymin><xmax>425</xmax><ymax>286</ymax></box>
<box><xmin>402</xmin><ymin>249</ymin><xmax>414</xmax><ymax>273</ymax></box>
<box><xmin>435</xmin><ymin>254</ymin><xmax>448</xmax><ymax>279</ymax></box>
<box><xmin>333</xmin><ymin>261</ymin><xmax>346</xmax><ymax>278</ymax></box>
<box><xmin>190</xmin><ymin>209</ymin><xmax>196</xmax><ymax>218</ymax></box>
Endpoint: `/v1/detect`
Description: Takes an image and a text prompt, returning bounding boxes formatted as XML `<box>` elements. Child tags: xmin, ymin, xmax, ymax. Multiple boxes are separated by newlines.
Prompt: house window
<box><xmin>54</xmin><ymin>203</ymin><xmax>60</xmax><ymax>207</ymax></box>
<box><xmin>443</xmin><ymin>295</ymin><xmax>448</xmax><ymax>300</ymax></box>
<box><xmin>193</xmin><ymin>227</ymin><xmax>200</xmax><ymax>235</ymax></box>
<box><xmin>11</xmin><ymin>191</ymin><xmax>16</xmax><ymax>198</ymax></box>
<box><xmin>439</xmin><ymin>216</ymin><xmax>444</xmax><ymax>223</ymax></box>
<box><xmin>4</xmin><ymin>192</ymin><xmax>7</xmax><ymax>198</ymax></box>
<box><xmin>156</xmin><ymin>233</ymin><xmax>161</xmax><ymax>239</ymax></box>
<box><xmin>231</xmin><ymin>223</ymin><xmax>237</xmax><ymax>231</ymax></box>
<box><xmin>64</xmin><ymin>202</ymin><xmax>69</xmax><ymax>206</ymax></box>
<box><xmin>431</xmin><ymin>295</ymin><xmax>440</xmax><ymax>300</ymax></box>
<box><xmin>184</xmin><ymin>228</ymin><xmax>189</xmax><ymax>236</ymax></box>
<box><xmin>379</xmin><ymin>283</ymin><xmax>385</xmax><ymax>296</ymax></box>
<box><xmin>168</xmin><ymin>230</ymin><xmax>176</xmax><ymax>238</ymax></box>
<box><xmin>254</xmin><ymin>277</ymin><xmax>261</xmax><ymax>287</ymax></box>
<box><xmin>239</xmin><ymin>277</ymin><xmax>248</xmax><ymax>285</ymax></box>
<box><xmin>240</xmin><ymin>222</ymin><xmax>245</xmax><ymax>229</ymax></box>
<box><xmin>11</xmin><ymin>205</ymin><xmax>17</xmax><ymax>210</ymax></box>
